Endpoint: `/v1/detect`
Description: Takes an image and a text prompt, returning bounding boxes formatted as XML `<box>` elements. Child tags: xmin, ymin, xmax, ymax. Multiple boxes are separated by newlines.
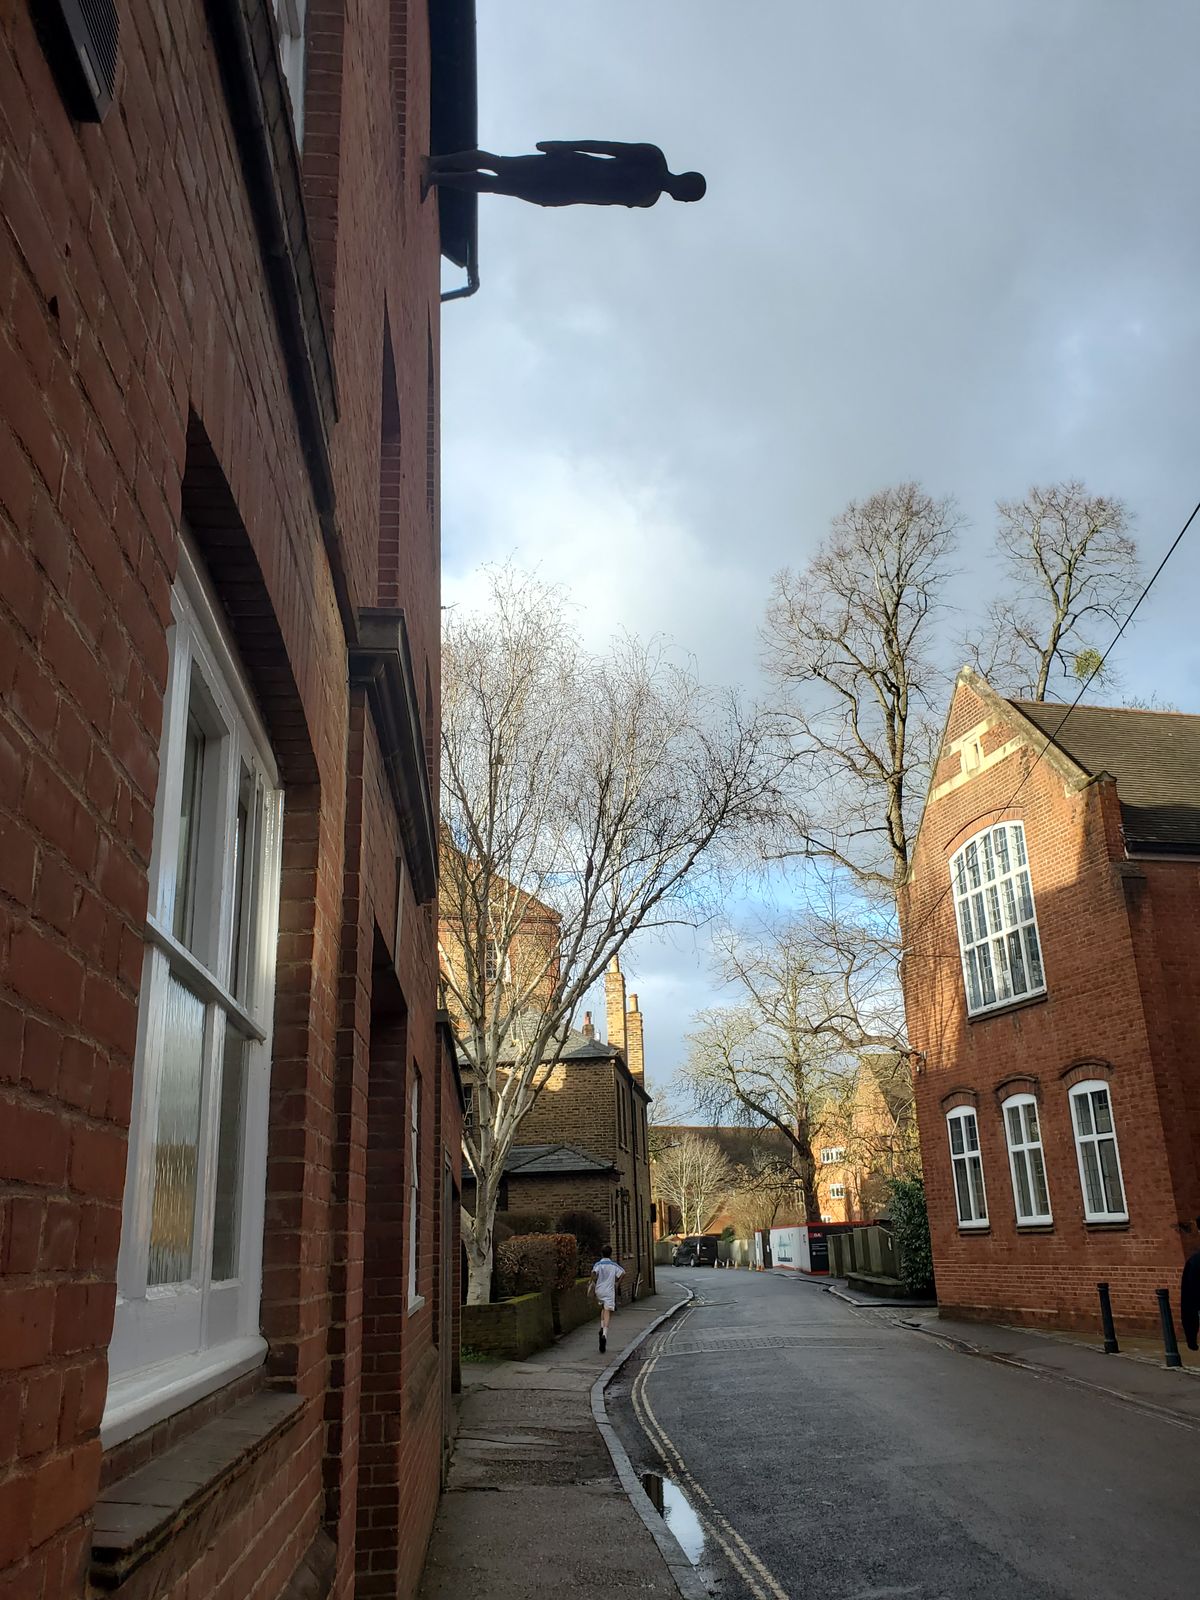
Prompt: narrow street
<box><xmin>608</xmin><ymin>1269</ymin><xmax>1199</xmax><ymax>1600</ymax></box>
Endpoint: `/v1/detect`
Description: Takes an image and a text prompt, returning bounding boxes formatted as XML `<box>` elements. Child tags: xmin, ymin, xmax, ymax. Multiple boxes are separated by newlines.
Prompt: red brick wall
<box><xmin>0</xmin><ymin>0</ymin><xmax>453</xmax><ymax>1594</ymax></box>
<box><xmin>900</xmin><ymin>679</ymin><xmax>1194</xmax><ymax>1334</ymax></box>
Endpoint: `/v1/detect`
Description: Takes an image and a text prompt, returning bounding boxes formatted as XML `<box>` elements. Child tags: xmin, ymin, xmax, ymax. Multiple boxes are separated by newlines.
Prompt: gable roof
<box><xmin>462</xmin><ymin>1142</ymin><xmax>616</xmax><ymax>1182</ymax></box>
<box><xmin>1013</xmin><ymin>700</ymin><xmax>1200</xmax><ymax>853</ymax></box>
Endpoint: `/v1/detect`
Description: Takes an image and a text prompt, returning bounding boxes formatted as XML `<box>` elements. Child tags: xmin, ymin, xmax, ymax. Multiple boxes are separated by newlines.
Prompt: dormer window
<box><xmin>950</xmin><ymin>822</ymin><xmax>1046</xmax><ymax>1017</ymax></box>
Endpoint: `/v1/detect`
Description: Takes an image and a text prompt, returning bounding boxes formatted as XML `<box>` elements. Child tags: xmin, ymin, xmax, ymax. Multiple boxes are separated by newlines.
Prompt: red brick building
<box><xmin>0</xmin><ymin>1</ymin><xmax>472</xmax><ymax>1595</ymax></box>
<box><xmin>900</xmin><ymin>669</ymin><xmax>1200</xmax><ymax>1335</ymax></box>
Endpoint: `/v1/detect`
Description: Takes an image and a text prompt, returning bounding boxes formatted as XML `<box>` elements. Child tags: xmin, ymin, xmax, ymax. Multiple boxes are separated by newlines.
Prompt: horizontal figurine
<box><xmin>425</xmin><ymin>141</ymin><xmax>706</xmax><ymax>209</ymax></box>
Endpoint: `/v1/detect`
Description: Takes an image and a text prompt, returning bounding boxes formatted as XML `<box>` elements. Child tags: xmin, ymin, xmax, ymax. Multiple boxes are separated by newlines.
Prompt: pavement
<box><xmin>607</xmin><ymin>1268</ymin><xmax>1200</xmax><ymax>1599</ymax></box>
<box><xmin>418</xmin><ymin>1282</ymin><xmax>697</xmax><ymax>1600</ymax></box>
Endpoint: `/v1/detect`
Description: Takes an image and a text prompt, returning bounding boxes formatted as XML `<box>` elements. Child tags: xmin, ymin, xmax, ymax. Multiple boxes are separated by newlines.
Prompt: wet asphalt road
<box><xmin>608</xmin><ymin>1268</ymin><xmax>1199</xmax><ymax>1600</ymax></box>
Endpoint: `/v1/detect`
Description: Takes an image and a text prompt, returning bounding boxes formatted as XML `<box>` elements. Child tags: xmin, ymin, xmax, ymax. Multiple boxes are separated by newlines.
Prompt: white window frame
<box><xmin>946</xmin><ymin>1107</ymin><xmax>988</xmax><ymax>1229</ymax></box>
<box><xmin>828</xmin><ymin>1182</ymin><xmax>846</xmax><ymax>1201</ymax></box>
<box><xmin>407</xmin><ymin>1071</ymin><xmax>425</xmax><ymax>1312</ymax></box>
<box><xmin>950</xmin><ymin>822</ymin><xmax>1046</xmax><ymax>1018</ymax></box>
<box><xmin>484</xmin><ymin>939</ymin><xmax>510</xmax><ymax>984</ymax></box>
<box><xmin>1001</xmin><ymin>1093</ymin><xmax>1052</xmax><ymax>1225</ymax></box>
<box><xmin>1069</xmin><ymin>1080</ymin><xmax>1129</xmax><ymax>1224</ymax></box>
<box><xmin>273</xmin><ymin>0</ymin><xmax>308</xmax><ymax>147</ymax></box>
<box><xmin>104</xmin><ymin>541</ymin><xmax>283</xmax><ymax>1447</ymax></box>
<box><xmin>820</xmin><ymin>1147</ymin><xmax>845</xmax><ymax>1165</ymax></box>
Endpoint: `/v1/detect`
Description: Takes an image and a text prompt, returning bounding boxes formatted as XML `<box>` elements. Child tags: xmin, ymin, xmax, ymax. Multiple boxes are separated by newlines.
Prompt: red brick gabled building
<box><xmin>0</xmin><ymin>2</ymin><xmax>472</xmax><ymax>1595</ymax></box>
<box><xmin>900</xmin><ymin>669</ymin><xmax>1200</xmax><ymax>1335</ymax></box>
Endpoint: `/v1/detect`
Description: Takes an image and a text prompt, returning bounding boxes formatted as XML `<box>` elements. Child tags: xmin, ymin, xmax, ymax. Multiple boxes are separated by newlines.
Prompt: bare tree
<box><xmin>763</xmin><ymin>482</ymin><xmax>961</xmax><ymax>896</ymax></box>
<box><xmin>816</xmin><ymin>1052</ymin><xmax>920</xmax><ymax>1217</ymax></box>
<box><xmin>965</xmin><ymin>481</ymin><xmax>1138</xmax><ymax>701</ymax></box>
<box><xmin>440</xmin><ymin>568</ymin><xmax>770</xmax><ymax>1302</ymax></box>
<box><xmin>677</xmin><ymin>921</ymin><xmax>887</xmax><ymax>1221</ymax></box>
<box><xmin>725</xmin><ymin>1152</ymin><xmax>804</xmax><ymax>1237</ymax></box>
<box><xmin>652</xmin><ymin>1133</ymin><xmax>736</xmax><ymax>1235</ymax></box>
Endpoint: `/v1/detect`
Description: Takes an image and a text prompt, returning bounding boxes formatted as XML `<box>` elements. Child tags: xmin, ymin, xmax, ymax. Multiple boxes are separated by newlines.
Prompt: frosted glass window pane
<box><xmin>212</xmin><ymin>1023</ymin><xmax>248</xmax><ymax>1281</ymax></box>
<box><xmin>1092</xmin><ymin>1090</ymin><xmax>1113</xmax><ymax>1135</ymax></box>
<box><xmin>953</xmin><ymin>1162</ymin><xmax>972</xmax><ymax>1219</ymax></box>
<box><xmin>174</xmin><ymin>713</ymin><xmax>206</xmax><ymax>948</ymax></box>
<box><xmin>1024</xmin><ymin>926</ymin><xmax>1044</xmax><ymax>989</ymax></box>
<box><xmin>977</xmin><ymin>944</ymin><xmax>996</xmax><ymax>1006</ymax></box>
<box><xmin>1008</xmin><ymin>930</ymin><xmax>1027</xmax><ymax>995</ymax></box>
<box><xmin>1099</xmin><ymin>1140</ymin><xmax>1124</xmax><ymax>1212</ymax></box>
<box><xmin>148</xmin><ymin>978</ymin><xmax>207</xmax><ymax>1285</ymax></box>
<box><xmin>1013</xmin><ymin>1151</ymin><xmax>1033</xmax><ymax>1218</ymax></box>
<box><xmin>1029</xmin><ymin>1148</ymin><xmax>1050</xmax><ymax>1216</ymax></box>
<box><xmin>993</xmin><ymin>827</ymin><xmax>1010</xmax><ymax>874</ymax></box>
<box><xmin>968</xmin><ymin>1156</ymin><xmax>985</xmax><ymax>1216</ymax></box>
<box><xmin>1080</xmin><ymin>1143</ymin><xmax>1104</xmax><ymax>1213</ymax></box>
<box><xmin>981</xmin><ymin>834</ymin><xmax>995</xmax><ymax>881</ymax></box>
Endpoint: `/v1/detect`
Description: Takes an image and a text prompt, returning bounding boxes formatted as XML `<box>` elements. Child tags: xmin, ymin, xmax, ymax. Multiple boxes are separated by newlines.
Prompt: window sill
<box><xmin>102</xmin><ymin>1335</ymin><xmax>268</xmax><ymax>1449</ymax></box>
<box><xmin>1084</xmin><ymin>1218</ymin><xmax>1131</xmax><ymax>1231</ymax></box>
<box><xmin>92</xmin><ymin>1391</ymin><xmax>302</xmax><ymax>1591</ymax></box>
<box><xmin>957</xmin><ymin>1224</ymin><xmax>991</xmax><ymax>1236</ymax></box>
<box><xmin>966</xmin><ymin>990</ymin><xmax>1048</xmax><ymax>1025</ymax></box>
<box><xmin>407</xmin><ymin>1294</ymin><xmax>426</xmax><ymax>1315</ymax></box>
<box><xmin>1015</xmin><ymin>1222</ymin><xmax>1055</xmax><ymax>1233</ymax></box>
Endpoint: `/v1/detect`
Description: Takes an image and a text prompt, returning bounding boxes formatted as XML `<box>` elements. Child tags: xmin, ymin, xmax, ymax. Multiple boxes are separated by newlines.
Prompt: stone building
<box><xmin>900</xmin><ymin>669</ymin><xmax>1200</xmax><ymax>1334</ymax></box>
<box><xmin>461</xmin><ymin>959</ymin><xmax>656</xmax><ymax>1296</ymax></box>
<box><xmin>0</xmin><ymin>1</ymin><xmax>471</xmax><ymax>1595</ymax></box>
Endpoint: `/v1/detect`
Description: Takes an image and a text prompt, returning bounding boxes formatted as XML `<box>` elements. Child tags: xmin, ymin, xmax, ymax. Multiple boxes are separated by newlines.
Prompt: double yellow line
<box><xmin>631</xmin><ymin>1340</ymin><xmax>790</xmax><ymax>1600</ymax></box>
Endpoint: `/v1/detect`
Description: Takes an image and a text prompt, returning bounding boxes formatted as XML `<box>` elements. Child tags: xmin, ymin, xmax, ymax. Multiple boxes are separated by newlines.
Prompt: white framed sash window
<box><xmin>104</xmin><ymin>540</ymin><xmax>283</xmax><ymax>1445</ymax></box>
<box><xmin>950</xmin><ymin>822</ymin><xmax>1046</xmax><ymax>1017</ymax></box>
<box><xmin>1069</xmin><ymin>1080</ymin><xmax>1129</xmax><ymax>1224</ymax></box>
<box><xmin>1001</xmin><ymin>1094</ymin><xmax>1052</xmax><ymax>1224</ymax></box>
<box><xmin>947</xmin><ymin>1107</ymin><xmax>988</xmax><ymax>1228</ymax></box>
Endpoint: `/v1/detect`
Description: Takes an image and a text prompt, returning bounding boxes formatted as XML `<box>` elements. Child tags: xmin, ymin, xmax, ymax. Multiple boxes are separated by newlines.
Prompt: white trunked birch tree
<box><xmin>439</xmin><ymin>570</ymin><xmax>769</xmax><ymax>1304</ymax></box>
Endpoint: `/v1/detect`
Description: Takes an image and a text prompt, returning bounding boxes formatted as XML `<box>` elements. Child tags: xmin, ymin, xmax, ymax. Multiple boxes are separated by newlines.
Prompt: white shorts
<box><xmin>598</xmin><ymin>1295</ymin><xmax>615</xmax><ymax>1312</ymax></box>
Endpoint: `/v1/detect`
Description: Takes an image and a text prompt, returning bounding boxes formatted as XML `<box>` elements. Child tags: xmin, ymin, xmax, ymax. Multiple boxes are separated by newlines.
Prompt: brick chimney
<box><xmin>581</xmin><ymin>1010</ymin><xmax>594</xmax><ymax>1040</ymax></box>
<box><xmin>626</xmin><ymin>993</ymin><xmax>644</xmax><ymax>1084</ymax></box>
<box><xmin>605</xmin><ymin>957</ymin><xmax>626</xmax><ymax>1053</ymax></box>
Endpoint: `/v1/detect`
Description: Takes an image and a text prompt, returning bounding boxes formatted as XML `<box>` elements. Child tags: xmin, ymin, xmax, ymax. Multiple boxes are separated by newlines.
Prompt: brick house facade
<box><xmin>900</xmin><ymin>669</ymin><xmax>1200</xmax><ymax>1335</ymax></box>
<box><xmin>0</xmin><ymin>2</ymin><xmax>469</xmax><ymax>1596</ymax></box>
<box><xmin>462</xmin><ymin>958</ymin><xmax>656</xmax><ymax>1296</ymax></box>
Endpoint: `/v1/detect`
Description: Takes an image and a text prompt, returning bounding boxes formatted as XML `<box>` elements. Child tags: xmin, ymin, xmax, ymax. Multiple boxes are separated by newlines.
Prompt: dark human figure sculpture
<box><xmin>424</xmin><ymin>141</ymin><xmax>706</xmax><ymax>209</ymax></box>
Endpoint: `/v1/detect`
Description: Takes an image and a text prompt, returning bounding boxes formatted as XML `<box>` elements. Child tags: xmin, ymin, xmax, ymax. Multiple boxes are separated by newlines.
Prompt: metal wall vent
<box><xmin>35</xmin><ymin>0</ymin><xmax>119</xmax><ymax>122</ymax></box>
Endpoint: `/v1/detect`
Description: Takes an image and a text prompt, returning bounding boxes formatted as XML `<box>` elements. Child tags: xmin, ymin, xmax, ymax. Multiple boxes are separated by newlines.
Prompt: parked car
<box><xmin>672</xmin><ymin>1235</ymin><xmax>719</xmax><ymax>1267</ymax></box>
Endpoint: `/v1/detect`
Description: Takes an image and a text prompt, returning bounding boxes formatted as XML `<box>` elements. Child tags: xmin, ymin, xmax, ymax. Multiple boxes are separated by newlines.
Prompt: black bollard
<box><xmin>1156</xmin><ymin>1288</ymin><xmax>1183</xmax><ymax>1369</ymax></box>
<box><xmin>1097</xmin><ymin>1282</ymin><xmax>1119</xmax><ymax>1354</ymax></box>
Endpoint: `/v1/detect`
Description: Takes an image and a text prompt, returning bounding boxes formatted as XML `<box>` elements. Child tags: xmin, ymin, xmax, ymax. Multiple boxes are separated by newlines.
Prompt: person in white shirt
<box><xmin>589</xmin><ymin>1247</ymin><xmax>625</xmax><ymax>1354</ymax></box>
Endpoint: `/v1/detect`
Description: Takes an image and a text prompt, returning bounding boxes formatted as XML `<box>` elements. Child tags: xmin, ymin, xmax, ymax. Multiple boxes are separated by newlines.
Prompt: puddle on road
<box><xmin>640</xmin><ymin>1472</ymin><xmax>705</xmax><ymax>1564</ymax></box>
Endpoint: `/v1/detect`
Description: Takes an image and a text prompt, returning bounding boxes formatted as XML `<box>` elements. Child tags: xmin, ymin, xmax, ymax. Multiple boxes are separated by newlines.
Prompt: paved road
<box><xmin>608</xmin><ymin>1268</ymin><xmax>1199</xmax><ymax>1600</ymax></box>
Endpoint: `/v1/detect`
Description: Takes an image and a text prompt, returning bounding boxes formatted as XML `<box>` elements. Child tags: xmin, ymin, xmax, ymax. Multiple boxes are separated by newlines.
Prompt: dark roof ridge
<box><xmin>1010</xmin><ymin>697</ymin><xmax>1200</xmax><ymax>723</ymax></box>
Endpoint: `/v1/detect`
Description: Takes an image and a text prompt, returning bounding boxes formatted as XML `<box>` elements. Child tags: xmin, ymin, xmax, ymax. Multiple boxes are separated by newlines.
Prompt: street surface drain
<box><xmin>641</xmin><ymin>1472</ymin><xmax>705</xmax><ymax>1564</ymax></box>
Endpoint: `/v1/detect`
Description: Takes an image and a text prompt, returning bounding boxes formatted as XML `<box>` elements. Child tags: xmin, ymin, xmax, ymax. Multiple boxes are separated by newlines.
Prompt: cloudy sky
<box><xmin>441</xmin><ymin>2</ymin><xmax>1200</xmax><ymax>1099</ymax></box>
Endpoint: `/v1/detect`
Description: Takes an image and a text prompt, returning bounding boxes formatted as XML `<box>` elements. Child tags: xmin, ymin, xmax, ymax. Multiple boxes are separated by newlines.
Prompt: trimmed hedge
<box><xmin>496</xmin><ymin>1232</ymin><xmax>577</xmax><ymax>1298</ymax></box>
<box><xmin>496</xmin><ymin>1210</ymin><xmax>553</xmax><ymax>1236</ymax></box>
<box><xmin>887</xmin><ymin>1175</ymin><xmax>935</xmax><ymax>1294</ymax></box>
